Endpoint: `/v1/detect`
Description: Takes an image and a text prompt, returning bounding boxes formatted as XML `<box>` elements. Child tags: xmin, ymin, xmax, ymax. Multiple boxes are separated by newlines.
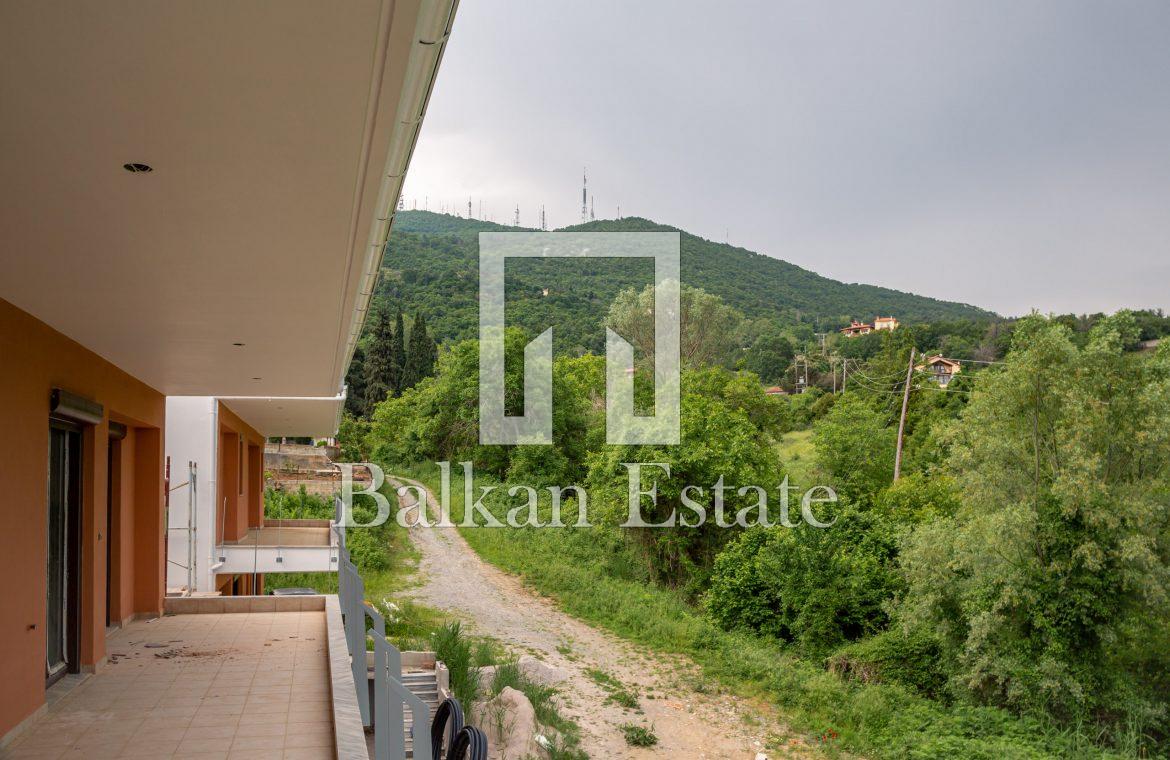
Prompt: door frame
<box><xmin>46</xmin><ymin>418</ymin><xmax>83</xmax><ymax>687</ymax></box>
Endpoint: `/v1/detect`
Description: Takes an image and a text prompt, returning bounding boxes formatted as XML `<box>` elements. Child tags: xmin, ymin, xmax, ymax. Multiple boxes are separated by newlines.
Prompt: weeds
<box><xmin>433</xmin><ymin>622</ymin><xmax>478</xmax><ymax>706</ymax></box>
<box><xmin>585</xmin><ymin>668</ymin><xmax>640</xmax><ymax>710</ymax></box>
<box><xmin>619</xmin><ymin>723</ymin><xmax>658</xmax><ymax>747</ymax></box>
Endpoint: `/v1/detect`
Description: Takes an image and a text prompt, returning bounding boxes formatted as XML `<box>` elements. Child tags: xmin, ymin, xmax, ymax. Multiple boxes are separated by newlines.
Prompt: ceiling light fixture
<box><xmin>123</xmin><ymin>162</ymin><xmax>153</xmax><ymax>173</ymax></box>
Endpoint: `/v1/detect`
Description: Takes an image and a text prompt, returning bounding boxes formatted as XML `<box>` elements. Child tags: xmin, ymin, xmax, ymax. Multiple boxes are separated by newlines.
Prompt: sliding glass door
<box><xmin>46</xmin><ymin>422</ymin><xmax>81</xmax><ymax>685</ymax></box>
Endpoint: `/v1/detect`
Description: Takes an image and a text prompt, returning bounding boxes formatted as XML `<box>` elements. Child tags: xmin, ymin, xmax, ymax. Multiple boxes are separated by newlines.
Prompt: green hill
<box><xmin>376</xmin><ymin>210</ymin><xmax>994</xmax><ymax>354</ymax></box>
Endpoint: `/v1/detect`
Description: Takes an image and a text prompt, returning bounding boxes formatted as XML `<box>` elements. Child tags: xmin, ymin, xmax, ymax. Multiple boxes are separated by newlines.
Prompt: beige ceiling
<box><xmin>0</xmin><ymin>0</ymin><xmax>446</xmax><ymax>397</ymax></box>
<box><xmin>220</xmin><ymin>395</ymin><xmax>345</xmax><ymax>439</ymax></box>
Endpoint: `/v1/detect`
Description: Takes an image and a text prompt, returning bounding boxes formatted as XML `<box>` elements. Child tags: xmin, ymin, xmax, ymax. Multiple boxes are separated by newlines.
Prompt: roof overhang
<box><xmin>220</xmin><ymin>395</ymin><xmax>346</xmax><ymax>439</ymax></box>
<box><xmin>0</xmin><ymin>0</ymin><xmax>457</xmax><ymax>397</ymax></box>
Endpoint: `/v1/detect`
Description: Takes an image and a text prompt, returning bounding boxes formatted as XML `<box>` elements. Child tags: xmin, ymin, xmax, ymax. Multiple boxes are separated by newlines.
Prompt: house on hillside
<box><xmin>765</xmin><ymin>386</ymin><xmax>788</xmax><ymax>396</ymax></box>
<box><xmin>840</xmin><ymin>320</ymin><xmax>874</xmax><ymax>337</ymax></box>
<box><xmin>841</xmin><ymin>316</ymin><xmax>899</xmax><ymax>338</ymax></box>
<box><xmin>1139</xmin><ymin>338</ymin><xmax>1163</xmax><ymax>352</ymax></box>
<box><xmin>917</xmin><ymin>355</ymin><xmax>963</xmax><ymax>387</ymax></box>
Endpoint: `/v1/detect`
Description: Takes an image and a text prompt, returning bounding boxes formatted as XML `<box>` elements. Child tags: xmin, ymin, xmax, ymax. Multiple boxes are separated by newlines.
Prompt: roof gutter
<box><xmin>338</xmin><ymin>0</ymin><xmax>459</xmax><ymax>390</ymax></box>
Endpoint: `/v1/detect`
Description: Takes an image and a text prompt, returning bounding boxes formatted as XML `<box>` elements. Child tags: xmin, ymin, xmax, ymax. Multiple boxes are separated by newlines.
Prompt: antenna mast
<box><xmin>581</xmin><ymin>168</ymin><xmax>588</xmax><ymax>224</ymax></box>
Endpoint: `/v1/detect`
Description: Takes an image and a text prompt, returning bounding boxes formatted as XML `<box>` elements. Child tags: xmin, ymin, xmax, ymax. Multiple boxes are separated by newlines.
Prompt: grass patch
<box><xmin>776</xmin><ymin>429</ymin><xmax>817</xmax><ymax>490</ymax></box>
<box><xmin>585</xmin><ymin>668</ymin><xmax>640</xmax><ymax>710</ymax></box>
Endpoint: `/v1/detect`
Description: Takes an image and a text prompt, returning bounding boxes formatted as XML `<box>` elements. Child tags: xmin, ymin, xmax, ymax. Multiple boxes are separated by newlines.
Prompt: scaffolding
<box><xmin>164</xmin><ymin>460</ymin><xmax>198</xmax><ymax>596</ymax></box>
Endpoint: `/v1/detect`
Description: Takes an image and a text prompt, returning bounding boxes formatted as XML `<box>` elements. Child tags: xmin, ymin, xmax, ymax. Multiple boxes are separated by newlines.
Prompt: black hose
<box><xmin>431</xmin><ymin>697</ymin><xmax>465</xmax><ymax>760</ymax></box>
<box><xmin>445</xmin><ymin>725</ymin><xmax>489</xmax><ymax>760</ymax></box>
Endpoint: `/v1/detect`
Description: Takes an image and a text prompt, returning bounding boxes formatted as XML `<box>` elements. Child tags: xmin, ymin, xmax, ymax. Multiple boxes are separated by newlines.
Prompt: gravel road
<box><xmin>388</xmin><ymin>475</ymin><xmax>818</xmax><ymax>759</ymax></box>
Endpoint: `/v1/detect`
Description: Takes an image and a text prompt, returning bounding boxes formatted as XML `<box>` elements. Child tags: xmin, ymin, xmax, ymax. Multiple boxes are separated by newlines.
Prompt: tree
<box><xmin>605</xmin><ymin>283</ymin><xmax>743</xmax><ymax>369</ymax></box>
<box><xmin>401</xmin><ymin>312</ymin><xmax>437</xmax><ymax>391</ymax></box>
<box><xmin>586</xmin><ymin>376</ymin><xmax>784</xmax><ymax>594</ymax></box>
<box><xmin>390</xmin><ymin>307</ymin><xmax>406</xmax><ymax>393</ymax></box>
<box><xmin>812</xmin><ymin>393</ymin><xmax>897</xmax><ymax>503</ymax></box>
<box><xmin>744</xmin><ymin>332</ymin><xmax>794</xmax><ymax>383</ymax></box>
<box><xmin>899</xmin><ymin>314</ymin><xmax>1170</xmax><ymax>742</ymax></box>
<box><xmin>362</xmin><ymin>308</ymin><xmax>399</xmax><ymax>417</ymax></box>
<box><xmin>344</xmin><ymin>344</ymin><xmax>367</xmax><ymax>417</ymax></box>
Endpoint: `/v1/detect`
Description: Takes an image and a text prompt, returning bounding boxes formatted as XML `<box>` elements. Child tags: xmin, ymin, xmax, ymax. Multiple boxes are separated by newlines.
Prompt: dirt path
<box><xmin>389</xmin><ymin>475</ymin><xmax>818</xmax><ymax>760</ymax></box>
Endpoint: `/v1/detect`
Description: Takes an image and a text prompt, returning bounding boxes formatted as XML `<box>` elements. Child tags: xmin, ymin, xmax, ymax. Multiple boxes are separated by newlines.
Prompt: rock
<box><xmin>755</xmin><ymin>753</ymin><xmax>768</xmax><ymax>760</ymax></box>
<box><xmin>480</xmin><ymin>687</ymin><xmax>540</xmax><ymax>760</ymax></box>
<box><xmin>517</xmin><ymin>655</ymin><xmax>569</xmax><ymax>686</ymax></box>
<box><xmin>477</xmin><ymin>664</ymin><xmax>498</xmax><ymax>692</ymax></box>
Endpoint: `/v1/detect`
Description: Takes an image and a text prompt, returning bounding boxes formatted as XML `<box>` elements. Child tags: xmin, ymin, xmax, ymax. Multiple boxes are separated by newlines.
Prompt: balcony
<box><xmin>215</xmin><ymin>520</ymin><xmax>340</xmax><ymax>576</ymax></box>
<box><xmin>3</xmin><ymin>596</ymin><xmax>358</xmax><ymax>760</ymax></box>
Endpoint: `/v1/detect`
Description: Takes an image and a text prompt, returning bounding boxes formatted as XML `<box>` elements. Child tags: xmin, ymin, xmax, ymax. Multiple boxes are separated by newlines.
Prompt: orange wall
<box><xmin>0</xmin><ymin>298</ymin><xmax>165</xmax><ymax>740</ymax></box>
<box><xmin>215</xmin><ymin>402</ymin><xmax>264</xmax><ymax>544</ymax></box>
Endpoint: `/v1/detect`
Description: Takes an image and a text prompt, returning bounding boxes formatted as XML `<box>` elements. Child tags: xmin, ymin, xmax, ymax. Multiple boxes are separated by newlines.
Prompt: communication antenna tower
<box><xmin>580</xmin><ymin>168</ymin><xmax>588</xmax><ymax>224</ymax></box>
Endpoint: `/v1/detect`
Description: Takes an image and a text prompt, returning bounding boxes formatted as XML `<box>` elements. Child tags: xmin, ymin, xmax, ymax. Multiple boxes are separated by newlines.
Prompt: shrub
<box><xmin>264</xmin><ymin>486</ymin><xmax>333</xmax><ymax>520</ymax></box>
<box><xmin>827</xmin><ymin>628</ymin><xmax>948</xmax><ymax>699</ymax></box>
<box><xmin>705</xmin><ymin>509</ymin><xmax>903</xmax><ymax>653</ymax></box>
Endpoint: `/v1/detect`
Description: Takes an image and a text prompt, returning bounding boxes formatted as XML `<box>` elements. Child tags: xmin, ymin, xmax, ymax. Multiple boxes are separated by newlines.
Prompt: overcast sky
<box><xmin>403</xmin><ymin>1</ymin><xmax>1170</xmax><ymax>317</ymax></box>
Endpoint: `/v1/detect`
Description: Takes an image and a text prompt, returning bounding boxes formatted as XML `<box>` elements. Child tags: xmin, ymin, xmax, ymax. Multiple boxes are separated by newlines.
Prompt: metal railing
<box><xmin>334</xmin><ymin>497</ymin><xmax>489</xmax><ymax>759</ymax></box>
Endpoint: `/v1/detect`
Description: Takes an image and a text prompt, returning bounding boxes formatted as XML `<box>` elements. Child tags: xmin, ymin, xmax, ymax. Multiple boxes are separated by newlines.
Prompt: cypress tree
<box><xmin>343</xmin><ymin>344</ymin><xmax>366</xmax><ymax>417</ymax></box>
<box><xmin>390</xmin><ymin>307</ymin><xmax>406</xmax><ymax>394</ymax></box>
<box><xmin>362</xmin><ymin>308</ymin><xmax>397</xmax><ymax>417</ymax></box>
<box><xmin>401</xmin><ymin>312</ymin><xmax>437</xmax><ymax>391</ymax></box>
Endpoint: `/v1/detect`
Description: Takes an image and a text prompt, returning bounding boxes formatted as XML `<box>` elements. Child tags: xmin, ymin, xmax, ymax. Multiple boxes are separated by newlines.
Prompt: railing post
<box><xmin>373</xmin><ymin>635</ymin><xmax>405</xmax><ymax>760</ymax></box>
<box><xmin>341</xmin><ymin>555</ymin><xmax>371</xmax><ymax>726</ymax></box>
<box><xmin>334</xmin><ymin>495</ymin><xmax>347</xmax><ymax>551</ymax></box>
<box><xmin>373</xmin><ymin>635</ymin><xmax>431</xmax><ymax>760</ymax></box>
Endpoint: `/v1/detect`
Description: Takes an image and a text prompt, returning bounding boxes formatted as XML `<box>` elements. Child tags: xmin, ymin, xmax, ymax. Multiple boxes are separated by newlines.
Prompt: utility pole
<box><xmin>893</xmin><ymin>348</ymin><xmax>916</xmax><ymax>482</ymax></box>
<box><xmin>842</xmin><ymin>358</ymin><xmax>848</xmax><ymax>391</ymax></box>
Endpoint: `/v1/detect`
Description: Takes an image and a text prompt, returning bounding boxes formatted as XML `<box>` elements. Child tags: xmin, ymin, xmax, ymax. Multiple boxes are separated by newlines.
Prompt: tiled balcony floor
<box><xmin>4</xmin><ymin>611</ymin><xmax>336</xmax><ymax>760</ymax></box>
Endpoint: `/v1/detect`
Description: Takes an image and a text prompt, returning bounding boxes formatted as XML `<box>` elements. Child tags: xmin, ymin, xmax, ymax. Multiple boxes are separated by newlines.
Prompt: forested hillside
<box><xmin>376</xmin><ymin>211</ymin><xmax>994</xmax><ymax>353</ymax></box>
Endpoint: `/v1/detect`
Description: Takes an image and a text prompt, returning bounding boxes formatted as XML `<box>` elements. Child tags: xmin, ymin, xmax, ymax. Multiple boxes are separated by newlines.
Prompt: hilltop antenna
<box><xmin>397</xmin><ymin>195</ymin><xmax>405</xmax><ymax>211</ymax></box>
<box><xmin>479</xmin><ymin>199</ymin><xmax>483</xmax><ymax>219</ymax></box>
<box><xmin>514</xmin><ymin>203</ymin><xmax>520</xmax><ymax>227</ymax></box>
<box><xmin>581</xmin><ymin>168</ymin><xmax>588</xmax><ymax>224</ymax></box>
<box><xmin>424</xmin><ymin>195</ymin><xmax>428</xmax><ymax>211</ymax></box>
<box><xmin>617</xmin><ymin>204</ymin><xmax>621</xmax><ymax>220</ymax></box>
<box><xmin>590</xmin><ymin>194</ymin><xmax>595</xmax><ymax>220</ymax></box>
<box><xmin>468</xmin><ymin>197</ymin><xmax>473</xmax><ymax>219</ymax></box>
<box><xmin>540</xmin><ymin>204</ymin><xmax>547</xmax><ymax>231</ymax></box>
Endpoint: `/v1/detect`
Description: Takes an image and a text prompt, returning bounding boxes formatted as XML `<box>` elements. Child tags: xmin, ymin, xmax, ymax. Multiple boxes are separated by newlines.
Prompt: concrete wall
<box><xmin>164</xmin><ymin>397</ymin><xmax>217</xmax><ymax>594</ymax></box>
<box><xmin>164</xmin><ymin>397</ymin><xmax>264</xmax><ymax>595</ymax></box>
<box><xmin>0</xmin><ymin>297</ymin><xmax>165</xmax><ymax>742</ymax></box>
